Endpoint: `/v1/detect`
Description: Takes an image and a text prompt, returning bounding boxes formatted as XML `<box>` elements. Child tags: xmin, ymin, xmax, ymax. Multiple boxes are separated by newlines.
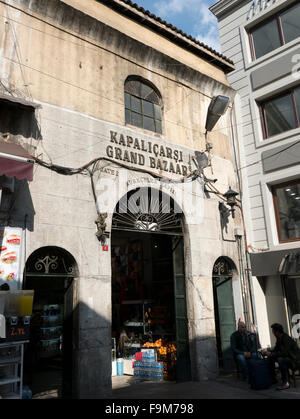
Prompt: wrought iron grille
<box><xmin>25</xmin><ymin>247</ymin><xmax>77</xmax><ymax>277</ymax></box>
<box><xmin>112</xmin><ymin>188</ymin><xmax>183</xmax><ymax>234</ymax></box>
<box><xmin>213</xmin><ymin>257</ymin><xmax>233</xmax><ymax>277</ymax></box>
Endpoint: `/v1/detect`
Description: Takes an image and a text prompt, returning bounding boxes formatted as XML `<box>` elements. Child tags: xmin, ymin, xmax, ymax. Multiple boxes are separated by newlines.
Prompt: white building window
<box><xmin>272</xmin><ymin>179</ymin><xmax>300</xmax><ymax>243</ymax></box>
<box><xmin>249</xmin><ymin>2</ymin><xmax>300</xmax><ymax>60</ymax></box>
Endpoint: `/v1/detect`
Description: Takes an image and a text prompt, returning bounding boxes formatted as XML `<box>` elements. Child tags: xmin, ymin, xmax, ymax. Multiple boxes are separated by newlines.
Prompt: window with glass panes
<box><xmin>260</xmin><ymin>86</ymin><xmax>300</xmax><ymax>138</ymax></box>
<box><xmin>124</xmin><ymin>79</ymin><xmax>162</xmax><ymax>134</ymax></box>
<box><xmin>272</xmin><ymin>179</ymin><xmax>300</xmax><ymax>243</ymax></box>
<box><xmin>249</xmin><ymin>2</ymin><xmax>300</xmax><ymax>60</ymax></box>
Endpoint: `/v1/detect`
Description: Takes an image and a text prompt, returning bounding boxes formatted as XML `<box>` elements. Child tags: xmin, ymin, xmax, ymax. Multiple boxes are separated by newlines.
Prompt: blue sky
<box><xmin>135</xmin><ymin>0</ymin><xmax>221</xmax><ymax>52</ymax></box>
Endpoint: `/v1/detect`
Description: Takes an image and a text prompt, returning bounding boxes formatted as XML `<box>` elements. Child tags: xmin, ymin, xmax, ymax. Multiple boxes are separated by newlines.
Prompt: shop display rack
<box><xmin>39</xmin><ymin>306</ymin><xmax>63</xmax><ymax>358</ymax></box>
<box><xmin>121</xmin><ymin>300</ymin><xmax>154</xmax><ymax>335</ymax></box>
<box><xmin>0</xmin><ymin>340</ymin><xmax>28</xmax><ymax>399</ymax></box>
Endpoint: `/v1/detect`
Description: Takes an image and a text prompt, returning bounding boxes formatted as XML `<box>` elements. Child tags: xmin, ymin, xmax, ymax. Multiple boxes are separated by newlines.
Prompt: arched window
<box><xmin>124</xmin><ymin>78</ymin><xmax>162</xmax><ymax>134</ymax></box>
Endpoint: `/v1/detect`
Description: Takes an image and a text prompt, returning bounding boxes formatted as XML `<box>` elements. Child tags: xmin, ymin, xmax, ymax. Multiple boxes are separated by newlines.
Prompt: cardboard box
<box><xmin>112</xmin><ymin>360</ymin><xmax>117</xmax><ymax>376</ymax></box>
<box><xmin>123</xmin><ymin>358</ymin><xmax>134</xmax><ymax>375</ymax></box>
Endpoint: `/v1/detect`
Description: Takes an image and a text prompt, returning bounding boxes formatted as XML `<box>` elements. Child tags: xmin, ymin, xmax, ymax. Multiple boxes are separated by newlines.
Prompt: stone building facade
<box><xmin>0</xmin><ymin>0</ymin><xmax>247</xmax><ymax>398</ymax></box>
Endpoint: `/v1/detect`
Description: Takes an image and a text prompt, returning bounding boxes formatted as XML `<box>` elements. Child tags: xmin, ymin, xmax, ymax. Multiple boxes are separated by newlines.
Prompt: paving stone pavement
<box><xmin>111</xmin><ymin>375</ymin><xmax>300</xmax><ymax>399</ymax></box>
<box><xmin>30</xmin><ymin>372</ymin><xmax>300</xmax><ymax>399</ymax></box>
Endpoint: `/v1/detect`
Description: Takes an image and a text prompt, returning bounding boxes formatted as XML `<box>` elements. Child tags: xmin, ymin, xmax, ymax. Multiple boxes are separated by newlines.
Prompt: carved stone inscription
<box><xmin>106</xmin><ymin>130</ymin><xmax>193</xmax><ymax>176</ymax></box>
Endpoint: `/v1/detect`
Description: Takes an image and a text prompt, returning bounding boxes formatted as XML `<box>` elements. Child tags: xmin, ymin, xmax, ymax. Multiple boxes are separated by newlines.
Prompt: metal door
<box><xmin>213</xmin><ymin>276</ymin><xmax>236</xmax><ymax>372</ymax></box>
<box><xmin>172</xmin><ymin>237</ymin><xmax>191</xmax><ymax>382</ymax></box>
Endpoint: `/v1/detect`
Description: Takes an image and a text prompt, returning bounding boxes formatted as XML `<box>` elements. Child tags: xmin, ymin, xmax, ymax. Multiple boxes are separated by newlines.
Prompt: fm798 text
<box><xmin>148</xmin><ymin>404</ymin><xmax>194</xmax><ymax>414</ymax></box>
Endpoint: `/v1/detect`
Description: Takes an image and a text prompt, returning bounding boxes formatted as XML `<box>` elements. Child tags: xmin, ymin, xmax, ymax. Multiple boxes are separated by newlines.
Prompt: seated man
<box><xmin>263</xmin><ymin>323</ymin><xmax>300</xmax><ymax>391</ymax></box>
<box><xmin>230</xmin><ymin>321</ymin><xmax>259</xmax><ymax>382</ymax></box>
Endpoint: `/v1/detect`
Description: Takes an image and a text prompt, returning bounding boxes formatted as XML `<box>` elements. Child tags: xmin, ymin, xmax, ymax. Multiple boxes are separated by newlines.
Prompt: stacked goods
<box><xmin>133</xmin><ymin>349</ymin><xmax>163</xmax><ymax>381</ymax></box>
<box><xmin>141</xmin><ymin>348</ymin><xmax>155</xmax><ymax>361</ymax></box>
<box><xmin>142</xmin><ymin>340</ymin><xmax>177</xmax><ymax>381</ymax></box>
<box><xmin>143</xmin><ymin>338</ymin><xmax>162</xmax><ymax>349</ymax></box>
<box><xmin>143</xmin><ymin>340</ymin><xmax>176</xmax><ymax>359</ymax></box>
<box><xmin>133</xmin><ymin>360</ymin><xmax>163</xmax><ymax>381</ymax></box>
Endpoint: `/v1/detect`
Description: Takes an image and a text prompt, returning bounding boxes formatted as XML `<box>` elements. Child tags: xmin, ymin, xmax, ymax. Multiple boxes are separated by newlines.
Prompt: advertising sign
<box><xmin>0</xmin><ymin>227</ymin><xmax>23</xmax><ymax>291</ymax></box>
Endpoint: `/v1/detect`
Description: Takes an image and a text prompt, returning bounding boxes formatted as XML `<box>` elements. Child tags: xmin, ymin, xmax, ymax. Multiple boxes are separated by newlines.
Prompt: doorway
<box><xmin>111</xmin><ymin>187</ymin><xmax>191</xmax><ymax>382</ymax></box>
<box><xmin>23</xmin><ymin>246</ymin><xmax>77</xmax><ymax>398</ymax></box>
<box><xmin>212</xmin><ymin>257</ymin><xmax>236</xmax><ymax>373</ymax></box>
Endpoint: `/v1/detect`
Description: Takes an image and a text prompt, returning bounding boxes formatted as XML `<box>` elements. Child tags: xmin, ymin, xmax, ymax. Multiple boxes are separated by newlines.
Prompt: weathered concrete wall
<box><xmin>0</xmin><ymin>0</ymin><xmax>235</xmax><ymax>158</ymax></box>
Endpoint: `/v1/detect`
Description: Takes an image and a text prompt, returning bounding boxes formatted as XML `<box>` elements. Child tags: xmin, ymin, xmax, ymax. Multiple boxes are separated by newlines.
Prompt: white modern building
<box><xmin>211</xmin><ymin>0</ymin><xmax>300</xmax><ymax>348</ymax></box>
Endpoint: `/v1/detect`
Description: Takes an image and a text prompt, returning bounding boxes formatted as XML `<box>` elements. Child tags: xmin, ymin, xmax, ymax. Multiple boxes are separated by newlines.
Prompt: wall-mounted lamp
<box><xmin>193</xmin><ymin>151</ymin><xmax>209</xmax><ymax>170</ymax></box>
<box><xmin>223</xmin><ymin>186</ymin><xmax>239</xmax><ymax>218</ymax></box>
<box><xmin>205</xmin><ymin>95</ymin><xmax>230</xmax><ymax>133</ymax></box>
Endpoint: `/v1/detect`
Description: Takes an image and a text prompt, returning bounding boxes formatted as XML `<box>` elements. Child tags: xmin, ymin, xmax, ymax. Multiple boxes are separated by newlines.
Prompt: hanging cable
<box><xmin>33</xmin><ymin>155</ymin><xmax>201</xmax><ymax>184</ymax></box>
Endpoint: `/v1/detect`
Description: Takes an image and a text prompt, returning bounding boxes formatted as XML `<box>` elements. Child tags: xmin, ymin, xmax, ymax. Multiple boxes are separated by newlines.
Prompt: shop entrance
<box><xmin>23</xmin><ymin>246</ymin><xmax>78</xmax><ymax>398</ymax></box>
<box><xmin>212</xmin><ymin>257</ymin><xmax>236</xmax><ymax>373</ymax></box>
<box><xmin>111</xmin><ymin>187</ymin><xmax>191</xmax><ymax>382</ymax></box>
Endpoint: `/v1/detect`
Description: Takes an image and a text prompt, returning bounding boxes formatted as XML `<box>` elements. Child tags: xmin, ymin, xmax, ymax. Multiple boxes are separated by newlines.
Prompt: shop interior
<box><xmin>112</xmin><ymin>230</ymin><xmax>179</xmax><ymax>381</ymax></box>
<box><xmin>23</xmin><ymin>274</ymin><xmax>73</xmax><ymax>397</ymax></box>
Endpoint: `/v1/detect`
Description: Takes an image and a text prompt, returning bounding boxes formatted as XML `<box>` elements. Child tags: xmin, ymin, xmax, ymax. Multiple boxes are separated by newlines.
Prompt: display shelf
<box><xmin>124</xmin><ymin>321</ymin><xmax>143</xmax><ymax>327</ymax></box>
<box><xmin>1</xmin><ymin>392</ymin><xmax>20</xmax><ymax>399</ymax></box>
<box><xmin>0</xmin><ymin>357</ymin><xmax>21</xmax><ymax>366</ymax></box>
<box><xmin>0</xmin><ymin>340</ymin><xmax>28</xmax><ymax>347</ymax></box>
<box><xmin>40</xmin><ymin>337</ymin><xmax>61</xmax><ymax>342</ymax></box>
<box><xmin>0</xmin><ymin>340</ymin><xmax>28</xmax><ymax>400</ymax></box>
<box><xmin>124</xmin><ymin>343</ymin><xmax>141</xmax><ymax>348</ymax></box>
<box><xmin>0</xmin><ymin>377</ymin><xmax>20</xmax><ymax>386</ymax></box>
<box><xmin>40</xmin><ymin>325</ymin><xmax>62</xmax><ymax>329</ymax></box>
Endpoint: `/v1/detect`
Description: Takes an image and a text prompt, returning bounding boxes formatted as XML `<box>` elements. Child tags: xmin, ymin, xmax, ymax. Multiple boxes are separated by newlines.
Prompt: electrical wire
<box><xmin>33</xmin><ymin>155</ymin><xmax>199</xmax><ymax>184</ymax></box>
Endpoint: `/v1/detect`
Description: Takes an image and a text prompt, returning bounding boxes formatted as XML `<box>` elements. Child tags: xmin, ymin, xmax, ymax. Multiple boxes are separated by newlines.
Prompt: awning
<box><xmin>0</xmin><ymin>141</ymin><xmax>35</xmax><ymax>181</ymax></box>
<box><xmin>250</xmin><ymin>248</ymin><xmax>300</xmax><ymax>277</ymax></box>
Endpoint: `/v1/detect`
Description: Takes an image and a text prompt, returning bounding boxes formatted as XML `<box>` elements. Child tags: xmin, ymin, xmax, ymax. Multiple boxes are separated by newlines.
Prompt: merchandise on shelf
<box><xmin>40</xmin><ymin>326</ymin><xmax>62</xmax><ymax>340</ymax></box>
<box><xmin>40</xmin><ymin>338</ymin><xmax>61</xmax><ymax>356</ymax></box>
<box><xmin>41</xmin><ymin>314</ymin><xmax>62</xmax><ymax>328</ymax></box>
<box><xmin>38</xmin><ymin>304</ymin><xmax>63</xmax><ymax>357</ymax></box>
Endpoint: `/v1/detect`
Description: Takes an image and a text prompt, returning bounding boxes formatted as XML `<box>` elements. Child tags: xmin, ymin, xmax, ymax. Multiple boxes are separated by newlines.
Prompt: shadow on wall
<box><xmin>0</xmin><ymin>178</ymin><xmax>35</xmax><ymax>231</ymax></box>
<box><xmin>23</xmin><ymin>295</ymin><xmax>232</xmax><ymax>399</ymax></box>
<box><xmin>23</xmin><ymin>297</ymin><xmax>112</xmax><ymax>400</ymax></box>
<box><xmin>0</xmin><ymin>101</ymin><xmax>41</xmax><ymax>140</ymax></box>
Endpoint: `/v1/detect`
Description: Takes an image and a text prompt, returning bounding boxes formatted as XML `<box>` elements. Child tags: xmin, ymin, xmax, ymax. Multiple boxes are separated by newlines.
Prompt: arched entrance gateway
<box><xmin>23</xmin><ymin>246</ymin><xmax>78</xmax><ymax>398</ymax></box>
<box><xmin>111</xmin><ymin>187</ymin><xmax>191</xmax><ymax>382</ymax></box>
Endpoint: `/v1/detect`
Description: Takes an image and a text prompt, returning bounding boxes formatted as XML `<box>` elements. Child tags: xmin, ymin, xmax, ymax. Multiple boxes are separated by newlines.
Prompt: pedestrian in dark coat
<box><xmin>263</xmin><ymin>323</ymin><xmax>300</xmax><ymax>390</ymax></box>
<box><xmin>231</xmin><ymin>321</ymin><xmax>259</xmax><ymax>382</ymax></box>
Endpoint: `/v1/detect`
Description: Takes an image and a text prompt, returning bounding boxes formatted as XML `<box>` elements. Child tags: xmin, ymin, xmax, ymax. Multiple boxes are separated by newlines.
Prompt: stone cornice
<box><xmin>210</xmin><ymin>0</ymin><xmax>251</xmax><ymax>18</ymax></box>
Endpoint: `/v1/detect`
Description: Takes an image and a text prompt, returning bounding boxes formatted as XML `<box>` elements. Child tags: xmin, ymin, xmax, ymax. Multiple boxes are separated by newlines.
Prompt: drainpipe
<box><xmin>235</xmin><ymin>231</ymin><xmax>251</xmax><ymax>329</ymax></box>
